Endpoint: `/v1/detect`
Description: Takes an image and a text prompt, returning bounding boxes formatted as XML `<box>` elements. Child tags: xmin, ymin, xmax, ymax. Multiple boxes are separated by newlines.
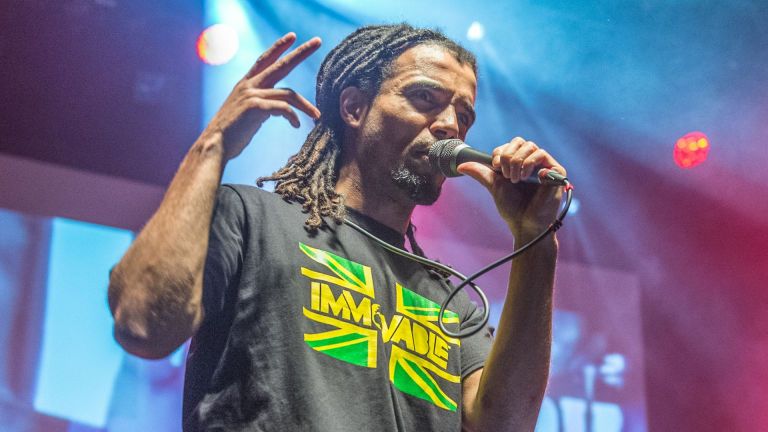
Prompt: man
<box><xmin>108</xmin><ymin>24</ymin><xmax>566</xmax><ymax>431</ymax></box>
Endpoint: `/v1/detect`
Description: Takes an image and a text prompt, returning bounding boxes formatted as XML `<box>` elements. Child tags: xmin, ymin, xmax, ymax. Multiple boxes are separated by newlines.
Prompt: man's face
<box><xmin>354</xmin><ymin>44</ymin><xmax>477</xmax><ymax>205</ymax></box>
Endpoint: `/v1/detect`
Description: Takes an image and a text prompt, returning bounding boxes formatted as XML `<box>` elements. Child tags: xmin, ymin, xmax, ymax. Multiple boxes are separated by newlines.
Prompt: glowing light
<box><xmin>467</xmin><ymin>21</ymin><xmax>485</xmax><ymax>41</ymax></box>
<box><xmin>673</xmin><ymin>131</ymin><xmax>710</xmax><ymax>169</ymax></box>
<box><xmin>569</xmin><ymin>197</ymin><xmax>581</xmax><ymax>215</ymax></box>
<box><xmin>197</xmin><ymin>24</ymin><xmax>240</xmax><ymax>65</ymax></box>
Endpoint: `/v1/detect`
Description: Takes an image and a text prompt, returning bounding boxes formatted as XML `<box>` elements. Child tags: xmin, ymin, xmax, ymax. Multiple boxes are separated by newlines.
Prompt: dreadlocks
<box><xmin>257</xmin><ymin>23</ymin><xmax>477</xmax><ymax>235</ymax></box>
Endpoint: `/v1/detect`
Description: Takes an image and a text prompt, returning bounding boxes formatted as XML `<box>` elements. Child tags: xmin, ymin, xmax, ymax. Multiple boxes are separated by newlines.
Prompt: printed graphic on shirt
<box><xmin>299</xmin><ymin>242</ymin><xmax>463</xmax><ymax>411</ymax></box>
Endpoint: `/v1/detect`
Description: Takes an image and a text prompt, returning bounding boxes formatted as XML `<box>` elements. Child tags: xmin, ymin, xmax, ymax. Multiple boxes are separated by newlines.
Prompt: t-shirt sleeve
<box><xmin>201</xmin><ymin>185</ymin><xmax>246</xmax><ymax>322</ymax></box>
<box><xmin>459</xmin><ymin>300</ymin><xmax>494</xmax><ymax>378</ymax></box>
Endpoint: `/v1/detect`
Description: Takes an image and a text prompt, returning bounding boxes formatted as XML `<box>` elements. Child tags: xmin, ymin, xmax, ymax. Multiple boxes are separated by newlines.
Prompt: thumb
<box><xmin>457</xmin><ymin>162</ymin><xmax>496</xmax><ymax>190</ymax></box>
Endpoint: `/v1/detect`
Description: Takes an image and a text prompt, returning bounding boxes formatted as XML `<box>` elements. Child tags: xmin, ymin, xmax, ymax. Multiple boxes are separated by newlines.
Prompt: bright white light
<box><xmin>467</xmin><ymin>21</ymin><xmax>485</xmax><ymax>41</ymax></box>
<box><xmin>569</xmin><ymin>197</ymin><xmax>580</xmax><ymax>215</ymax></box>
<box><xmin>197</xmin><ymin>23</ymin><xmax>240</xmax><ymax>66</ymax></box>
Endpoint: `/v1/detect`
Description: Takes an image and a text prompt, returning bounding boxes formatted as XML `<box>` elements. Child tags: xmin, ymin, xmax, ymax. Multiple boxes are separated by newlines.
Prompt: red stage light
<box><xmin>673</xmin><ymin>131</ymin><xmax>710</xmax><ymax>169</ymax></box>
<box><xmin>196</xmin><ymin>24</ymin><xmax>239</xmax><ymax>66</ymax></box>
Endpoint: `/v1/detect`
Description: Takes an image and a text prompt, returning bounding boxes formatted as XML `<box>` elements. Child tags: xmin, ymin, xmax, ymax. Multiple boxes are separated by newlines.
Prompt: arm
<box><xmin>108</xmin><ymin>33</ymin><xmax>322</xmax><ymax>359</ymax></box>
<box><xmin>458</xmin><ymin>137</ymin><xmax>565</xmax><ymax>431</ymax></box>
<box><xmin>462</xmin><ymin>237</ymin><xmax>556</xmax><ymax>431</ymax></box>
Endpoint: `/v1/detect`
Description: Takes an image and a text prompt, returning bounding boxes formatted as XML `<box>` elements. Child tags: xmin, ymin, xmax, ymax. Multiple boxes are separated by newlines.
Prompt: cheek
<box><xmin>363</xmin><ymin>107</ymin><xmax>422</xmax><ymax>145</ymax></box>
<box><xmin>382</xmin><ymin>99</ymin><xmax>428</xmax><ymax>128</ymax></box>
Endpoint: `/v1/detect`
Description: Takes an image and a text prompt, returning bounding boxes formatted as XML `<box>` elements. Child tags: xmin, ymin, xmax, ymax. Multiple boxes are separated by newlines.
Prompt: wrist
<box><xmin>192</xmin><ymin>131</ymin><xmax>226</xmax><ymax>160</ymax></box>
<box><xmin>178</xmin><ymin>132</ymin><xmax>227</xmax><ymax>178</ymax></box>
<box><xmin>508</xmin><ymin>219</ymin><xmax>554</xmax><ymax>241</ymax></box>
<box><xmin>513</xmin><ymin>230</ymin><xmax>558</xmax><ymax>253</ymax></box>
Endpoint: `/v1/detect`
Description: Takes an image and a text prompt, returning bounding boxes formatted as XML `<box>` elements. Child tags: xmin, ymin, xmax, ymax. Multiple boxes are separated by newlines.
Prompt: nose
<box><xmin>430</xmin><ymin>106</ymin><xmax>460</xmax><ymax>140</ymax></box>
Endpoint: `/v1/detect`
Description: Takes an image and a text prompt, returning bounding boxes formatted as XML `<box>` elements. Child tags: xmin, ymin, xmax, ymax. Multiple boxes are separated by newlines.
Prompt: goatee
<box><xmin>390</xmin><ymin>163</ymin><xmax>442</xmax><ymax>205</ymax></box>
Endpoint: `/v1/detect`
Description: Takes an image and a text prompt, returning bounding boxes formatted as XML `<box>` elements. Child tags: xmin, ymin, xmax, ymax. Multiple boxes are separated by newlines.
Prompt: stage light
<box><xmin>197</xmin><ymin>23</ymin><xmax>239</xmax><ymax>66</ymax></box>
<box><xmin>467</xmin><ymin>21</ymin><xmax>485</xmax><ymax>41</ymax></box>
<box><xmin>673</xmin><ymin>131</ymin><xmax>710</xmax><ymax>169</ymax></box>
<box><xmin>569</xmin><ymin>197</ymin><xmax>580</xmax><ymax>215</ymax></box>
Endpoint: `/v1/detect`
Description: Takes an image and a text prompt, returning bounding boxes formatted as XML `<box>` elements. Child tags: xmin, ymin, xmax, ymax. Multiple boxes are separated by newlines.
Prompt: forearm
<box><xmin>108</xmin><ymin>131</ymin><xmax>226</xmax><ymax>358</ymax></box>
<box><xmin>466</xmin><ymin>235</ymin><xmax>557</xmax><ymax>432</ymax></box>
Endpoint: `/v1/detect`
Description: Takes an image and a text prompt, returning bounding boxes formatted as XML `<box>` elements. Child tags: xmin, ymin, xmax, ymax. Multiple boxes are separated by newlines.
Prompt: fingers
<box><xmin>247</xmin><ymin>99</ymin><xmax>301</xmax><ymax>128</ymax></box>
<box><xmin>457</xmin><ymin>162</ymin><xmax>496</xmax><ymax>190</ymax></box>
<box><xmin>249</xmin><ymin>88</ymin><xmax>320</xmax><ymax>119</ymax></box>
<box><xmin>245</xmin><ymin>33</ymin><xmax>297</xmax><ymax>79</ymax></box>
<box><xmin>522</xmin><ymin>149</ymin><xmax>566</xmax><ymax>179</ymax></box>
<box><xmin>252</xmin><ymin>36</ymin><xmax>322</xmax><ymax>88</ymax></box>
<box><xmin>491</xmin><ymin>137</ymin><xmax>566</xmax><ymax>183</ymax></box>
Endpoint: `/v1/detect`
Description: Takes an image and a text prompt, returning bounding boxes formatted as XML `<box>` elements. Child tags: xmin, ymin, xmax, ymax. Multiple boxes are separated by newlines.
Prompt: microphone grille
<box><xmin>428</xmin><ymin>139</ymin><xmax>464</xmax><ymax>177</ymax></box>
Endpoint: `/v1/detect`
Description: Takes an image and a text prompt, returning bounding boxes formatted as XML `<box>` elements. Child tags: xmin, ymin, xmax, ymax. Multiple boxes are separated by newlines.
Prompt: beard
<box><xmin>390</xmin><ymin>161</ymin><xmax>442</xmax><ymax>205</ymax></box>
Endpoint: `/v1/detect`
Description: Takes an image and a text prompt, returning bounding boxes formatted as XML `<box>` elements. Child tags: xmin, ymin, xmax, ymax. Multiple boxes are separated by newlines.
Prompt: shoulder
<box><xmin>218</xmin><ymin>184</ymin><xmax>294</xmax><ymax>210</ymax></box>
<box><xmin>218</xmin><ymin>184</ymin><xmax>307</xmax><ymax>227</ymax></box>
<box><xmin>220</xmin><ymin>183</ymin><xmax>272</xmax><ymax>202</ymax></box>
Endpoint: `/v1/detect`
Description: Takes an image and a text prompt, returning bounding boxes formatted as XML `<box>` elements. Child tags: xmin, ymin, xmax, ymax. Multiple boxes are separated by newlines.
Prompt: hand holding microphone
<box><xmin>429</xmin><ymin>136</ymin><xmax>569</xmax><ymax>237</ymax></box>
<box><xmin>428</xmin><ymin>138</ymin><xmax>568</xmax><ymax>186</ymax></box>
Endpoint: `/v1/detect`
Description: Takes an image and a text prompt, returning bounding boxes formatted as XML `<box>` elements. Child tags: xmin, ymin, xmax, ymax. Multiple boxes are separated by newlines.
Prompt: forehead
<box><xmin>384</xmin><ymin>44</ymin><xmax>477</xmax><ymax>101</ymax></box>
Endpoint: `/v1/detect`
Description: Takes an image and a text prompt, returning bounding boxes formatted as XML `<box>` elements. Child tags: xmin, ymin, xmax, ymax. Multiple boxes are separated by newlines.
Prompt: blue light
<box><xmin>569</xmin><ymin>197</ymin><xmax>581</xmax><ymax>215</ymax></box>
<box><xmin>33</xmin><ymin>218</ymin><xmax>133</xmax><ymax>427</ymax></box>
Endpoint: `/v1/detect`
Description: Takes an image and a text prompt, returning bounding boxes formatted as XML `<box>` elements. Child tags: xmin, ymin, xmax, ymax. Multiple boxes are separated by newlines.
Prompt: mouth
<box><xmin>407</xmin><ymin>140</ymin><xmax>441</xmax><ymax>173</ymax></box>
<box><xmin>412</xmin><ymin>142</ymin><xmax>436</xmax><ymax>158</ymax></box>
<box><xmin>408</xmin><ymin>149</ymin><xmax>445</xmax><ymax>178</ymax></box>
<box><xmin>412</xmin><ymin>150</ymin><xmax>432</xmax><ymax>166</ymax></box>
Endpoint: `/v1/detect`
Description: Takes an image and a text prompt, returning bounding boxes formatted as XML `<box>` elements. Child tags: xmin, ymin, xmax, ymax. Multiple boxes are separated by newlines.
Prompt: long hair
<box><xmin>257</xmin><ymin>24</ymin><xmax>477</xmax><ymax>233</ymax></box>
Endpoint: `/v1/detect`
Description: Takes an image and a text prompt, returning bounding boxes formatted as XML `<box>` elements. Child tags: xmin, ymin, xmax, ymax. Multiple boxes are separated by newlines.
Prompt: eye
<box><xmin>418</xmin><ymin>91</ymin><xmax>432</xmax><ymax>102</ymax></box>
<box><xmin>458</xmin><ymin>112</ymin><xmax>470</xmax><ymax>127</ymax></box>
<box><xmin>413</xmin><ymin>89</ymin><xmax>434</xmax><ymax>103</ymax></box>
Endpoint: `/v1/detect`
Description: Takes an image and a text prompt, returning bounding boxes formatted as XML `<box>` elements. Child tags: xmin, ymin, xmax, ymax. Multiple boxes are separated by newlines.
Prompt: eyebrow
<box><xmin>404</xmin><ymin>79</ymin><xmax>476</xmax><ymax>125</ymax></box>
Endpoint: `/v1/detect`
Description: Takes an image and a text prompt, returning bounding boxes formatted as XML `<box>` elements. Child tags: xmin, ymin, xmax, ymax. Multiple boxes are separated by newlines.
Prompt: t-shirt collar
<box><xmin>344</xmin><ymin>207</ymin><xmax>407</xmax><ymax>249</ymax></box>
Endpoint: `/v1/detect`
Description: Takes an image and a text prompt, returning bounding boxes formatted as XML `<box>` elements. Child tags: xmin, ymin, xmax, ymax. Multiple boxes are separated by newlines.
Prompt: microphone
<box><xmin>428</xmin><ymin>139</ymin><xmax>568</xmax><ymax>185</ymax></box>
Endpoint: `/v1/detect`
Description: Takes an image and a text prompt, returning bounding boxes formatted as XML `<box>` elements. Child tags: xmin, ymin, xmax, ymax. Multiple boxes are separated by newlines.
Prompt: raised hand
<box><xmin>456</xmin><ymin>137</ymin><xmax>567</xmax><ymax>238</ymax></box>
<box><xmin>202</xmin><ymin>32</ymin><xmax>322</xmax><ymax>161</ymax></box>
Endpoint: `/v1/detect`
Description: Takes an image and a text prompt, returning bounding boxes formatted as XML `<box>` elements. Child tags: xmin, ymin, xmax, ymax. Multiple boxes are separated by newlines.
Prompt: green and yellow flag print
<box><xmin>299</xmin><ymin>243</ymin><xmax>463</xmax><ymax>411</ymax></box>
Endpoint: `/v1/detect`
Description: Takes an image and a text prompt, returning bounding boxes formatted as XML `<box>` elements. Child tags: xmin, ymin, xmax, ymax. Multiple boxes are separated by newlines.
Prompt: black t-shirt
<box><xmin>183</xmin><ymin>185</ymin><xmax>493</xmax><ymax>432</ymax></box>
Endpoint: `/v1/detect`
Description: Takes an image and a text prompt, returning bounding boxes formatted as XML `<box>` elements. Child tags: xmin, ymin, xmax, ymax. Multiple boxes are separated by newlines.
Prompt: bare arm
<box><xmin>108</xmin><ymin>33</ymin><xmax>322</xmax><ymax>359</ymax></box>
<box><xmin>462</xmin><ymin>237</ymin><xmax>556</xmax><ymax>431</ymax></box>
<box><xmin>458</xmin><ymin>137</ymin><xmax>566</xmax><ymax>431</ymax></box>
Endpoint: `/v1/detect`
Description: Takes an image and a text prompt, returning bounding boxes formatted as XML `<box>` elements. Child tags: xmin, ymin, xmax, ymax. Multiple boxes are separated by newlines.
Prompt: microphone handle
<box><xmin>455</xmin><ymin>145</ymin><xmax>557</xmax><ymax>185</ymax></box>
<box><xmin>455</xmin><ymin>146</ymin><xmax>493</xmax><ymax>166</ymax></box>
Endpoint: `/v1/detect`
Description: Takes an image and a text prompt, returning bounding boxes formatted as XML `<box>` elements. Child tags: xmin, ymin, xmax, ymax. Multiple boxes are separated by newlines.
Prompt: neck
<box><xmin>336</xmin><ymin>163</ymin><xmax>414</xmax><ymax>235</ymax></box>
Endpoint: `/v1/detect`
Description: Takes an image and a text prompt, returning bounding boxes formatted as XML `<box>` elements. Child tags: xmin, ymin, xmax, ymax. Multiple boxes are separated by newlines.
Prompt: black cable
<box><xmin>345</xmin><ymin>179</ymin><xmax>573</xmax><ymax>339</ymax></box>
<box><xmin>343</xmin><ymin>220</ymin><xmax>491</xmax><ymax>333</ymax></box>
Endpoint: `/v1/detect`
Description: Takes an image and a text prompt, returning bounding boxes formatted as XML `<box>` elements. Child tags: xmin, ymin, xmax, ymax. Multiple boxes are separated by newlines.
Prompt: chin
<box><xmin>390</xmin><ymin>164</ymin><xmax>443</xmax><ymax>205</ymax></box>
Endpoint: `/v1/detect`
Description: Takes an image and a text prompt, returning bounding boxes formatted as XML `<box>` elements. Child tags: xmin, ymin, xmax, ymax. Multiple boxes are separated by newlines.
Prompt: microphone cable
<box><xmin>344</xmin><ymin>178</ymin><xmax>574</xmax><ymax>339</ymax></box>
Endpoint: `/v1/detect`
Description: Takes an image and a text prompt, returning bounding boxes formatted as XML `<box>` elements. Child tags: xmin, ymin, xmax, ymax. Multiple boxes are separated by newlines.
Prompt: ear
<box><xmin>339</xmin><ymin>86</ymin><xmax>369</xmax><ymax>129</ymax></box>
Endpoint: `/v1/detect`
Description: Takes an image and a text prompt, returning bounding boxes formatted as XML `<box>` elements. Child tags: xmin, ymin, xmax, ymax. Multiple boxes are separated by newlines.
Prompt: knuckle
<box><xmin>242</xmin><ymin>88</ymin><xmax>261</xmax><ymax>98</ymax></box>
<box><xmin>234</xmin><ymin>80</ymin><xmax>249</xmax><ymax>94</ymax></box>
<box><xmin>245</xmin><ymin>99</ymin><xmax>265</xmax><ymax>110</ymax></box>
<box><xmin>274</xmin><ymin>58</ymin><xmax>288</xmax><ymax>69</ymax></box>
<box><xmin>249</xmin><ymin>75</ymin><xmax>266</xmax><ymax>87</ymax></box>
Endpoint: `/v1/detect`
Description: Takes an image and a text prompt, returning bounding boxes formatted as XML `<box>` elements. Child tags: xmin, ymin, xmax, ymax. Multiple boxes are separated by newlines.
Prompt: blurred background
<box><xmin>1</xmin><ymin>0</ymin><xmax>766</xmax><ymax>430</ymax></box>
